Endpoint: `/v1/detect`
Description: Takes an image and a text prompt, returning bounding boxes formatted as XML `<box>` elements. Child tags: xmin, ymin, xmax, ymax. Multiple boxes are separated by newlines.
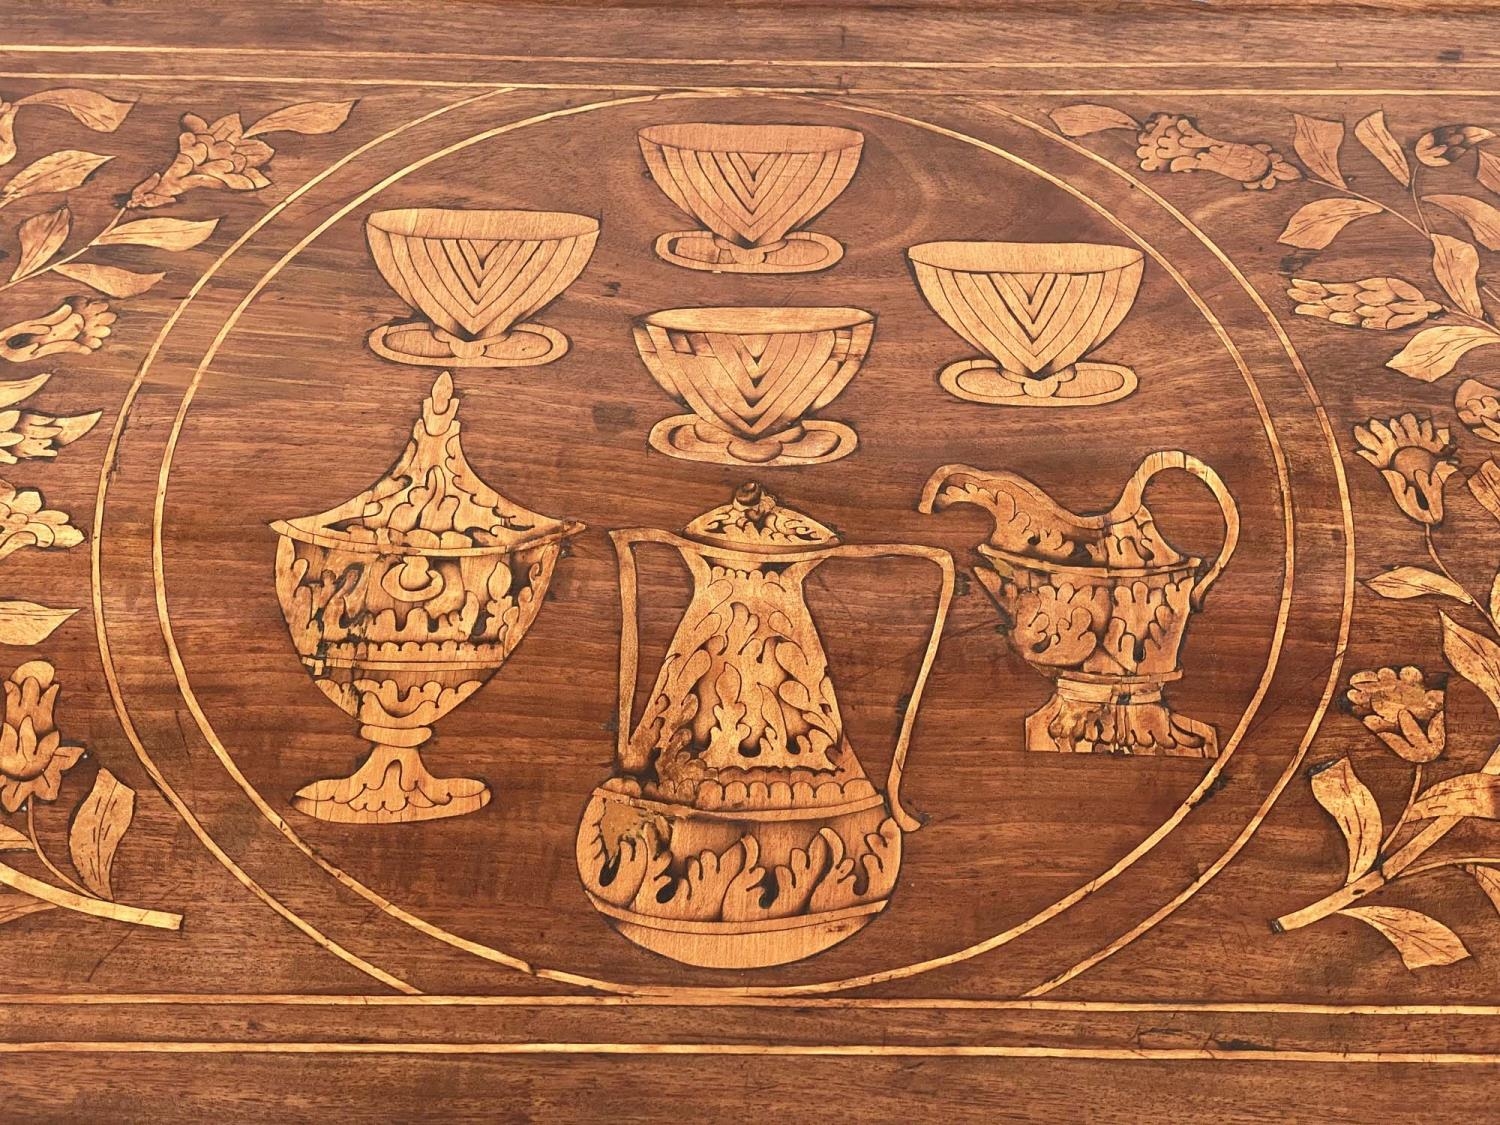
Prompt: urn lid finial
<box><xmin>681</xmin><ymin>482</ymin><xmax>840</xmax><ymax>553</ymax></box>
<box><xmin>270</xmin><ymin>372</ymin><xmax>581</xmax><ymax>555</ymax></box>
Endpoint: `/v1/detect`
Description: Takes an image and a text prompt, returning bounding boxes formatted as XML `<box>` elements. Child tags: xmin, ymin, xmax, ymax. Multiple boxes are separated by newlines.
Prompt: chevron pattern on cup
<box><xmin>907</xmin><ymin>241</ymin><xmax>1145</xmax><ymax>376</ymax></box>
<box><xmin>635</xmin><ymin>307</ymin><xmax>874</xmax><ymax>439</ymax></box>
<box><xmin>367</xmin><ymin>209</ymin><xmax>599</xmax><ymax>339</ymax></box>
<box><xmin>639</xmin><ymin>123</ymin><xmax>863</xmax><ymax>247</ymax></box>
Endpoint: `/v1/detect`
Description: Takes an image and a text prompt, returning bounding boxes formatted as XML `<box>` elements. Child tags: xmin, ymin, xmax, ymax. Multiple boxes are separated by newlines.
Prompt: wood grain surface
<box><xmin>2</xmin><ymin>1</ymin><xmax>1500</xmax><ymax>1119</ymax></box>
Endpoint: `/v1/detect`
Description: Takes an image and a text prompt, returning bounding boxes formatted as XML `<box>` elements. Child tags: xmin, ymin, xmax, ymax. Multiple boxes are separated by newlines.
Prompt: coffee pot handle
<box><xmin>1126</xmin><ymin>450</ymin><xmax>1241</xmax><ymax>610</ymax></box>
<box><xmin>609</xmin><ymin>527</ymin><xmax>690</xmax><ymax>768</ymax></box>
<box><xmin>831</xmin><ymin>542</ymin><xmax>957</xmax><ymax>834</ymax></box>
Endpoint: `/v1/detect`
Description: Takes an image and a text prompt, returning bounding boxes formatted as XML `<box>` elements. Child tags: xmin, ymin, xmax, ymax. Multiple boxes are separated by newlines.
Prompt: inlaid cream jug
<box><xmin>920</xmin><ymin>451</ymin><xmax>1239</xmax><ymax>758</ymax></box>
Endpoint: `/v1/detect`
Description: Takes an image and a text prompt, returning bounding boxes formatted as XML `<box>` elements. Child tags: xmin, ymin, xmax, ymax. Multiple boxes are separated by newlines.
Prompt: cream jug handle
<box><xmin>830</xmin><ymin>542</ymin><xmax>957</xmax><ymax>834</ymax></box>
<box><xmin>1124</xmin><ymin>450</ymin><xmax>1241</xmax><ymax>611</ymax></box>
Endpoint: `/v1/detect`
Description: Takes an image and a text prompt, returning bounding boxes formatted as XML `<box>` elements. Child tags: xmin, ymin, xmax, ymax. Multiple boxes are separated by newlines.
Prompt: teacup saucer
<box><xmin>653</xmin><ymin>230</ymin><xmax>844</xmax><ymax>274</ymax></box>
<box><xmin>939</xmin><ymin>360</ymin><xmax>1137</xmax><ymax>407</ymax></box>
<box><xmin>648</xmin><ymin>415</ymin><xmax>858</xmax><ymax>466</ymax></box>
<box><xmin>368</xmin><ymin>321</ymin><xmax>569</xmax><ymax>368</ymax></box>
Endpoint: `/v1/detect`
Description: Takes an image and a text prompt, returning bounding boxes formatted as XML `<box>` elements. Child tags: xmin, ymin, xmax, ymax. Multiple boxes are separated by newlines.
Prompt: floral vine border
<box><xmin>0</xmin><ymin>89</ymin><xmax>355</xmax><ymax>935</ymax></box>
<box><xmin>1049</xmin><ymin>101</ymin><xmax>1500</xmax><ymax>972</ymax></box>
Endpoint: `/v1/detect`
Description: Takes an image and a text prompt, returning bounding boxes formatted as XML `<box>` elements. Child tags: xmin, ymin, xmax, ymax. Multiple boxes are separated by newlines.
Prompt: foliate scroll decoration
<box><xmin>0</xmin><ymin>91</ymin><xmax>356</xmax><ymax>640</ymax></box>
<box><xmin>1272</xmin><ymin>412</ymin><xmax>1500</xmax><ymax>970</ymax></box>
<box><xmin>1049</xmin><ymin>102</ymin><xmax>1500</xmax><ymax>385</ymax></box>
<box><xmin>1048</xmin><ymin>105</ymin><xmax>1301</xmax><ymax>191</ymax></box>
<box><xmin>0</xmin><ymin>91</ymin><xmax>357</xmax><ymax>940</ymax></box>
<box><xmin>0</xmin><ymin>660</ymin><xmax>180</xmax><ymax>932</ymax></box>
<box><xmin>1048</xmin><ymin>99</ymin><xmax>1500</xmax><ymax>970</ymax></box>
<box><xmin>2</xmin><ymin>93</ymin><xmax>355</xmax><ymax>318</ymax></box>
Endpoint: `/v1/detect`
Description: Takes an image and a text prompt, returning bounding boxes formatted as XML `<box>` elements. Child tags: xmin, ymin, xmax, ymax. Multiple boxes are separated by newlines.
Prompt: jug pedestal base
<box><xmin>653</xmin><ymin>229</ymin><xmax>843</xmax><ymax>274</ymax></box>
<box><xmin>368</xmin><ymin>320</ymin><xmax>568</xmax><ymax>368</ymax></box>
<box><xmin>648</xmin><ymin>414</ymin><xmax>857</xmax><ymax>466</ymax></box>
<box><xmin>1027</xmin><ymin>679</ymin><xmax>1219</xmax><ymax>758</ymax></box>
<box><xmin>939</xmin><ymin>359</ymin><xmax>1137</xmax><ymax>407</ymax></box>
<box><xmin>291</xmin><ymin>744</ymin><xmax>492</xmax><ymax>824</ymax></box>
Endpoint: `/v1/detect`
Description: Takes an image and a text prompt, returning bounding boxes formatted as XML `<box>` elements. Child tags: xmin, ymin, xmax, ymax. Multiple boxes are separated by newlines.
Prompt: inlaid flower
<box><xmin>1288</xmin><ymin>278</ymin><xmax>1441</xmax><ymax>331</ymax></box>
<box><xmin>1347</xmin><ymin>665</ymin><xmax>1446</xmax><ymax>763</ymax></box>
<box><xmin>0</xmin><ymin>660</ymin><xmax>83</xmax><ymax>812</ymax></box>
<box><xmin>0</xmin><ymin>298</ymin><xmax>114</xmax><ymax>363</ymax></box>
<box><xmin>128</xmin><ymin>111</ymin><xmax>274</xmax><ymax>209</ymax></box>
<box><xmin>1353</xmin><ymin>414</ymin><xmax>1459</xmax><ymax>525</ymax></box>
<box><xmin>0</xmin><ymin>482</ymin><xmax>83</xmax><ymax>561</ymax></box>
<box><xmin>1415</xmin><ymin>125</ymin><xmax>1496</xmax><ymax>167</ymax></box>
<box><xmin>1135</xmin><ymin>113</ymin><xmax>1299</xmax><ymax>190</ymax></box>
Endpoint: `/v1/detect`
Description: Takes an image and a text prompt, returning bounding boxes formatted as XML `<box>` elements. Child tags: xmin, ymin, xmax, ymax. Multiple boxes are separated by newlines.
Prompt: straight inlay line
<box><xmin>0</xmin><ymin>994</ymin><xmax>1498</xmax><ymax>1014</ymax></box>
<box><xmin>1</xmin><ymin>1042</ymin><xmax>1499</xmax><ymax>1062</ymax></box>
<box><xmin>0</xmin><ymin>46</ymin><xmax>1495</xmax><ymax>70</ymax></box>
<box><xmin>0</xmin><ymin>73</ymin><xmax>1498</xmax><ymax>94</ymax></box>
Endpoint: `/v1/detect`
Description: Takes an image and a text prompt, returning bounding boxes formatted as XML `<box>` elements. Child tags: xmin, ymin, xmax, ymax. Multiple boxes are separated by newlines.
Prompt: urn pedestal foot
<box><xmin>653</xmin><ymin>230</ymin><xmax>843</xmax><ymax>274</ymax></box>
<box><xmin>938</xmin><ymin>358</ymin><xmax>1137</xmax><ymax>407</ymax></box>
<box><xmin>368</xmin><ymin>320</ymin><xmax>568</xmax><ymax>368</ymax></box>
<box><xmin>291</xmin><ymin>743</ymin><xmax>492</xmax><ymax>824</ymax></box>
<box><xmin>1026</xmin><ymin>678</ymin><xmax>1219</xmax><ymax>758</ymax></box>
<box><xmin>647</xmin><ymin>414</ymin><xmax>857</xmax><ymax>466</ymax></box>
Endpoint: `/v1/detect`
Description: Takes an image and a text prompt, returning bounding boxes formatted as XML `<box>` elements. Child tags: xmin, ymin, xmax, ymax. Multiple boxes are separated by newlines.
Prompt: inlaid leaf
<box><xmin>9</xmin><ymin>205</ymin><xmax>70</xmax><ymax>283</ymax></box>
<box><xmin>1310</xmin><ymin>757</ymin><xmax>1382</xmax><ymax>883</ymax></box>
<box><xmin>1339</xmin><ymin>905</ymin><xmax>1471</xmax><ymax>969</ymax></box>
<box><xmin>243</xmin><ymin>99</ymin><xmax>356</xmax><ymax>138</ymax></box>
<box><xmin>1432</xmin><ymin>233</ymin><xmax>1484</xmax><ymax>318</ymax></box>
<box><xmin>0</xmin><ymin>150</ymin><xmax>112</xmax><ymax>205</ymax></box>
<box><xmin>1410</xmin><ymin>772</ymin><xmax>1500</xmax><ymax>820</ymax></box>
<box><xmin>0</xmin><ymin>893</ymin><xmax>53</xmax><ymax>926</ymax></box>
<box><xmin>0</xmin><ymin>823</ymin><xmax>29</xmax><ymax>851</ymax></box>
<box><xmin>0</xmin><ymin>373</ymin><xmax>50</xmax><ymax>410</ymax></box>
<box><xmin>1366</xmin><ymin>566</ymin><xmax>1474</xmax><ymax>604</ymax></box>
<box><xmin>1386</xmin><ymin>325</ymin><xmax>1500</xmax><ymax>381</ymax></box>
<box><xmin>1355</xmin><ymin>111</ymin><xmax>1411</xmax><ymax>186</ymax></box>
<box><xmin>52</xmin><ymin>262</ymin><xmax>164</xmax><ymax>298</ymax></box>
<box><xmin>93</xmin><ymin>216</ymin><xmax>218</xmax><ymax>252</ymax></box>
<box><xmin>67</xmin><ymin>767</ymin><xmax>134</xmax><ymax>900</ymax></box>
<box><xmin>1473</xmin><ymin>460</ymin><xmax>1500</xmax><ymax>523</ymax></box>
<box><xmin>1441</xmin><ymin>611</ymin><xmax>1500</xmax><ymax>716</ymax></box>
<box><xmin>0</xmin><ymin>601</ymin><xmax>77</xmax><ymax>646</ymax></box>
<box><xmin>15</xmin><ymin>89</ymin><xmax>133</xmax><ymax>133</ymax></box>
<box><xmin>1277</xmin><ymin>198</ymin><xmax>1380</xmax><ymax>250</ymax></box>
<box><xmin>1048</xmin><ymin>103</ymin><xmax>1139</xmax><ymax>138</ymax></box>
<box><xmin>1425</xmin><ymin>193</ymin><xmax>1500</xmax><ymax>251</ymax></box>
<box><xmin>1470</xmin><ymin>866</ymin><xmax>1500</xmax><ymax>914</ymax></box>
<box><xmin>1479</xmin><ymin>150</ymin><xmax>1500</xmax><ymax>195</ymax></box>
<box><xmin>1293</xmin><ymin>113</ymin><xmax>1347</xmax><ymax>187</ymax></box>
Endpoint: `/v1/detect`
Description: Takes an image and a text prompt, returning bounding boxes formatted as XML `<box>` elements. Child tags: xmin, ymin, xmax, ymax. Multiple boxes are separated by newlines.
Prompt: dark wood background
<box><xmin>2</xmin><ymin>1</ymin><xmax>1498</xmax><ymax>1119</ymax></box>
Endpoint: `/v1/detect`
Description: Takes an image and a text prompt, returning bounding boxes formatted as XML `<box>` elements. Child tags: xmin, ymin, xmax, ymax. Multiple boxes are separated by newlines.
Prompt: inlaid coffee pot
<box><xmin>920</xmin><ymin>451</ymin><xmax>1239</xmax><ymax>757</ymax></box>
<box><xmin>576</xmin><ymin>483</ymin><xmax>954</xmax><ymax>968</ymax></box>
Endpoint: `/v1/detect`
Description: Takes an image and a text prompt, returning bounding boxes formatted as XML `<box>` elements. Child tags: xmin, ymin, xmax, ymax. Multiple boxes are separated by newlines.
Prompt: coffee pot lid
<box><xmin>272</xmin><ymin>372</ymin><xmax>579</xmax><ymax>554</ymax></box>
<box><xmin>682</xmin><ymin>482</ymin><xmax>840</xmax><ymax>554</ymax></box>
